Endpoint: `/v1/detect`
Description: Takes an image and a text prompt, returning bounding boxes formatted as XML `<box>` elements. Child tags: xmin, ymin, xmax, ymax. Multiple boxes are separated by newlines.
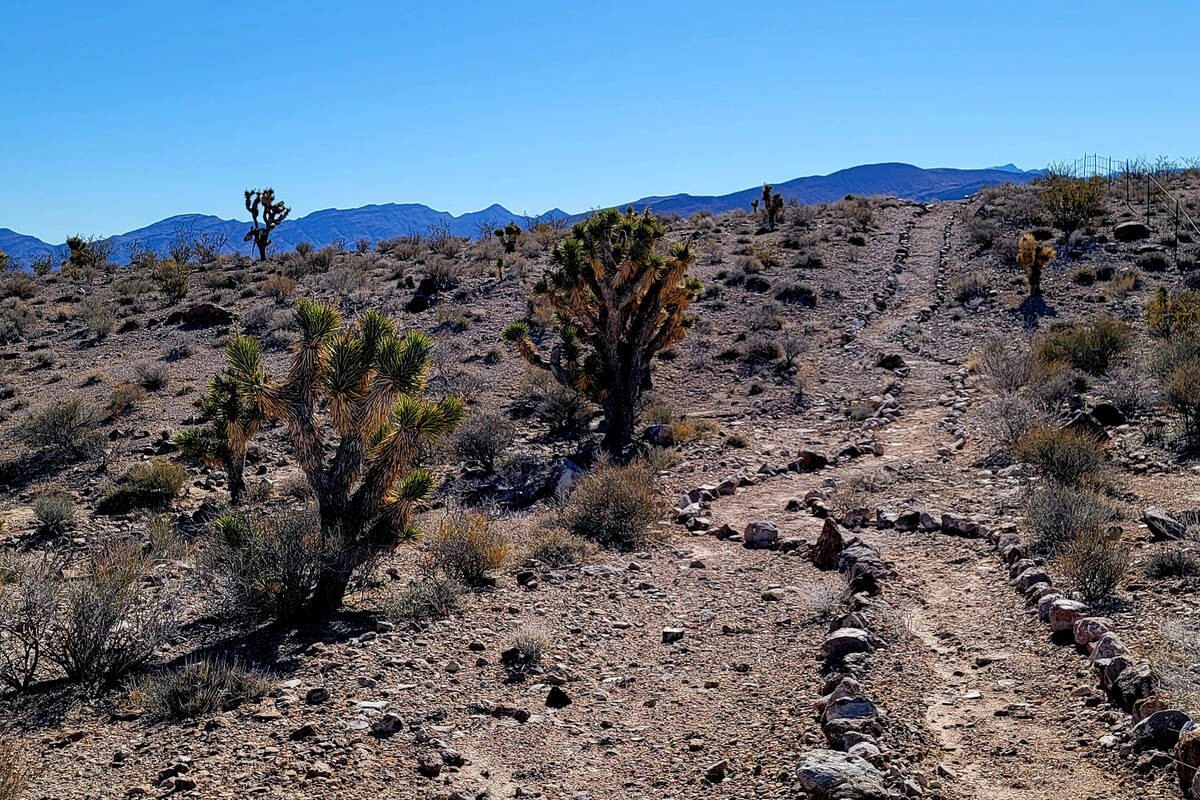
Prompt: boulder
<box><xmin>1048</xmin><ymin>598</ymin><xmax>1090</xmax><ymax>633</ymax></box>
<box><xmin>1062</xmin><ymin>410</ymin><xmax>1109</xmax><ymax>441</ymax></box>
<box><xmin>1113</xmin><ymin>659</ymin><xmax>1156</xmax><ymax>709</ymax></box>
<box><xmin>1090</xmin><ymin>402</ymin><xmax>1127</xmax><ymax>427</ymax></box>
<box><xmin>1176</xmin><ymin>727</ymin><xmax>1200</xmax><ymax>796</ymax></box>
<box><xmin>1012</xmin><ymin>567</ymin><xmax>1051</xmax><ymax>593</ymax></box>
<box><xmin>794</xmin><ymin>750</ymin><xmax>887</xmax><ymax>800</ymax></box>
<box><xmin>941</xmin><ymin>514</ymin><xmax>982</xmax><ymax>537</ymax></box>
<box><xmin>1036</xmin><ymin>592</ymin><xmax>1063</xmax><ymax>623</ymax></box>
<box><xmin>743</xmin><ymin>521</ymin><xmax>779</xmax><ymax>549</ymax></box>
<box><xmin>1072</xmin><ymin>617</ymin><xmax>1113</xmax><ymax>647</ymax></box>
<box><xmin>164</xmin><ymin>303</ymin><xmax>233</xmax><ymax>329</ymax></box>
<box><xmin>894</xmin><ymin>510</ymin><xmax>921</xmax><ymax>532</ymax></box>
<box><xmin>549</xmin><ymin>458</ymin><xmax>584</xmax><ymax>496</ymax></box>
<box><xmin>1132</xmin><ymin>709</ymin><xmax>1191</xmax><ymax>751</ymax></box>
<box><xmin>876</xmin><ymin>353</ymin><xmax>907</xmax><ymax>370</ymax></box>
<box><xmin>1114</xmin><ymin>221</ymin><xmax>1152</xmax><ymax>242</ymax></box>
<box><xmin>1089</xmin><ymin>632</ymin><xmax>1129</xmax><ymax>666</ymax></box>
<box><xmin>822</xmin><ymin>628</ymin><xmax>874</xmax><ymax>661</ymax></box>
<box><xmin>812</xmin><ymin>519</ymin><xmax>847</xmax><ymax>569</ymax></box>
<box><xmin>822</xmin><ymin>695</ymin><xmax>882</xmax><ymax>748</ymax></box>
<box><xmin>643</xmin><ymin>425</ymin><xmax>675</xmax><ymax>446</ymax></box>
<box><xmin>1023</xmin><ymin>582</ymin><xmax>1056</xmax><ymax>606</ymax></box>
<box><xmin>1144</xmin><ymin>506</ymin><xmax>1187</xmax><ymax>540</ymax></box>
<box><xmin>791</xmin><ymin>450</ymin><xmax>829</xmax><ymax>472</ymax></box>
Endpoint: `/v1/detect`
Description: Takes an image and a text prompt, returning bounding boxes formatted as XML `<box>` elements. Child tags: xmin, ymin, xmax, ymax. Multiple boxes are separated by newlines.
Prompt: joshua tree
<box><xmin>215</xmin><ymin>301</ymin><xmax>464</xmax><ymax>614</ymax></box>
<box><xmin>1017</xmin><ymin>233</ymin><xmax>1055</xmax><ymax>296</ymax></box>
<box><xmin>191</xmin><ymin>369</ymin><xmax>266</xmax><ymax>506</ymax></box>
<box><xmin>243</xmin><ymin>188</ymin><xmax>290</xmax><ymax>261</ymax></box>
<box><xmin>751</xmin><ymin>184</ymin><xmax>784</xmax><ymax>231</ymax></box>
<box><xmin>0</xmin><ymin>247</ymin><xmax>11</xmax><ymax>272</ymax></box>
<box><xmin>502</xmin><ymin>207</ymin><xmax>697</xmax><ymax>458</ymax></box>
<box><xmin>494</xmin><ymin>221</ymin><xmax>522</xmax><ymax>253</ymax></box>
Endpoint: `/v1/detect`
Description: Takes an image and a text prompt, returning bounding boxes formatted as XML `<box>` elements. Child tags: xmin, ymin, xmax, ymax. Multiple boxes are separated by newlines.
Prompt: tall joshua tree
<box><xmin>217</xmin><ymin>300</ymin><xmax>465</xmax><ymax>614</ymax></box>
<box><xmin>502</xmin><ymin>207</ymin><xmax>697</xmax><ymax>459</ymax></box>
<box><xmin>243</xmin><ymin>188</ymin><xmax>290</xmax><ymax>261</ymax></box>
<box><xmin>752</xmin><ymin>184</ymin><xmax>784</xmax><ymax>231</ymax></box>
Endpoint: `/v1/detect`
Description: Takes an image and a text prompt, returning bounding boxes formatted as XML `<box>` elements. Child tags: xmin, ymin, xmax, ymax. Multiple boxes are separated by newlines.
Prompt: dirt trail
<box><xmin>714</xmin><ymin>202</ymin><xmax>1158</xmax><ymax>798</ymax></box>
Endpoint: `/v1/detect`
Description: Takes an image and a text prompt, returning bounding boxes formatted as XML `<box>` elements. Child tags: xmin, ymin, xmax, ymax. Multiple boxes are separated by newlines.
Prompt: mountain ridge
<box><xmin>0</xmin><ymin>162</ymin><xmax>1040</xmax><ymax>265</ymax></box>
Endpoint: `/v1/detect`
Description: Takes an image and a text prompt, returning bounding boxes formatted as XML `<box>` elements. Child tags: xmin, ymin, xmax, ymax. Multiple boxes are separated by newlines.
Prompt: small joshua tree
<box><xmin>494</xmin><ymin>221</ymin><xmax>522</xmax><ymax>253</ymax></box>
<box><xmin>185</xmin><ymin>368</ymin><xmax>267</xmax><ymax>506</ymax></box>
<box><xmin>502</xmin><ymin>207</ymin><xmax>697</xmax><ymax>458</ymax></box>
<box><xmin>1017</xmin><ymin>233</ymin><xmax>1054</xmax><ymax>296</ymax></box>
<box><xmin>215</xmin><ymin>301</ymin><xmax>465</xmax><ymax>614</ymax></box>
<box><xmin>751</xmin><ymin>184</ymin><xmax>784</xmax><ymax>231</ymax></box>
<box><xmin>0</xmin><ymin>247</ymin><xmax>11</xmax><ymax>272</ymax></box>
<box><xmin>243</xmin><ymin>188</ymin><xmax>290</xmax><ymax>261</ymax></box>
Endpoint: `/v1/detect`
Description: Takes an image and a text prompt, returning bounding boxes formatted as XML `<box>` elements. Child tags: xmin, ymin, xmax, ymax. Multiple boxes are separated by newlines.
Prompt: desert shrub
<box><xmin>202</xmin><ymin>509</ymin><xmax>329</xmax><ymax>623</ymax></box>
<box><xmin>1105</xmin><ymin>268</ymin><xmax>1140</xmax><ymax>300</ymax></box>
<box><xmin>422</xmin><ymin>511</ymin><xmax>509</xmax><ymax>585</ymax></box>
<box><xmin>1100</xmin><ymin>364</ymin><xmax>1150</xmax><ymax>416</ymax></box>
<box><xmin>774</xmin><ymin>281</ymin><xmax>817</xmax><ymax>308</ymax></box>
<box><xmin>108</xmin><ymin>382</ymin><xmax>147</xmax><ymax>416</ymax></box>
<box><xmin>1038</xmin><ymin>171</ymin><xmax>1106</xmax><ymax>233</ymax></box>
<box><xmin>982</xmin><ymin>394</ymin><xmax>1044</xmax><ymax>452</ymax></box>
<box><xmin>798</xmin><ymin>578</ymin><xmax>846</xmax><ymax>622</ymax></box>
<box><xmin>561</xmin><ymin>458</ymin><xmax>661</xmax><ymax>550</ymax></box>
<box><xmin>80</xmin><ymin>297</ymin><xmax>114</xmax><ymax>339</ymax></box>
<box><xmin>173</xmin><ymin>427</ymin><xmax>210</xmax><ymax>463</ymax></box>
<box><xmin>1072</xmin><ymin>268</ymin><xmax>1096</xmax><ymax>285</ymax></box>
<box><xmin>1137</xmin><ymin>252</ymin><xmax>1170</xmax><ymax>273</ymax></box>
<box><xmin>33</xmin><ymin>491</ymin><xmax>76</xmax><ymax>534</ymax></box>
<box><xmin>0</xmin><ymin>299</ymin><xmax>35</xmax><ymax>344</ymax></box>
<box><xmin>152</xmin><ymin>258</ymin><xmax>189</xmax><ymax>300</ymax></box>
<box><xmin>49</xmin><ymin>538</ymin><xmax>175</xmax><ymax>687</ymax></box>
<box><xmin>0</xmin><ymin>740</ymin><xmax>31</xmax><ymax>800</ymax></box>
<box><xmin>1164</xmin><ymin>357</ymin><xmax>1200</xmax><ymax>446</ymax></box>
<box><xmin>2</xmin><ymin>274</ymin><xmax>36</xmax><ymax>300</ymax></box>
<box><xmin>524</xmin><ymin>527</ymin><xmax>591</xmax><ymax>567</ymax></box>
<box><xmin>1028</xmin><ymin>360</ymin><xmax>1088</xmax><ymax>411</ymax></box>
<box><xmin>261</xmin><ymin>274</ymin><xmax>296</xmax><ymax>300</ymax></box>
<box><xmin>951</xmin><ymin>271</ymin><xmax>990</xmax><ymax>303</ymax></box>
<box><xmin>1025</xmin><ymin>482</ymin><xmax>1115</xmax><ymax>552</ymax></box>
<box><xmin>525</xmin><ymin>372</ymin><xmax>590</xmax><ymax>436</ymax></box>
<box><xmin>132</xmin><ymin>656</ymin><xmax>272</xmax><ymax>720</ymax></box>
<box><xmin>965</xmin><ymin>216</ymin><xmax>998</xmax><ymax>248</ymax></box>
<box><xmin>1148</xmin><ymin>287</ymin><xmax>1200</xmax><ymax>338</ymax></box>
<box><xmin>743</xmin><ymin>335</ymin><xmax>783</xmax><ymax>364</ymax></box>
<box><xmin>453</xmin><ymin>411</ymin><xmax>515</xmax><ymax>472</ymax></box>
<box><xmin>136</xmin><ymin>363</ymin><xmax>169</xmax><ymax>391</ymax></box>
<box><xmin>385</xmin><ymin>575</ymin><xmax>463</xmax><ymax>623</ymax></box>
<box><xmin>1016</xmin><ymin>427</ymin><xmax>1105</xmax><ymax>486</ymax></box>
<box><xmin>97</xmin><ymin>460</ymin><xmax>189</xmax><ymax>513</ymax></box>
<box><xmin>672</xmin><ymin>416</ymin><xmax>719</xmax><ymax>441</ymax></box>
<box><xmin>976</xmin><ymin>338</ymin><xmax>1032</xmax><ymax>393</ymax></box>
<box><xmin>19</xmin><ymin>398</ymin><xmax>104</xmax><ymax>461</ymax></box>
<box><xmin>1144</xmin><ymin>546</ymin><xmax>1200</xmax><ymax>579</ymax></box>
<box><xmin>1059</xmin><ymin>527</ymin><xmax>1128</xmax><ymax>603</ymax></box>
<box><xmin>1033</xmin><ymin>317</ymin><xmax>1132</xmax><ymax>376</ymax></box>
<box><xmin>0</xmin><ymin>554</ymin><xmax>62</xmax><ymax>691</ymax></box>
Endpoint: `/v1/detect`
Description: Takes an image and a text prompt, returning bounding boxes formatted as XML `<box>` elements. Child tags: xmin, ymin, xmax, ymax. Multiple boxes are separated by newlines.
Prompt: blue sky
<box><xmin>2</xmin><ymin>0</ymin><xmax>1198</xmax><ymax>242</ymax></box>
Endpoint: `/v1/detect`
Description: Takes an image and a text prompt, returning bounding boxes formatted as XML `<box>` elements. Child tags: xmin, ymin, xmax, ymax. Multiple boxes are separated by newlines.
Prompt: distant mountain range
<box><xmin>0</xmin><ymin>162</ymin><xmax>1041</xmax><ymax>266</ymax></box>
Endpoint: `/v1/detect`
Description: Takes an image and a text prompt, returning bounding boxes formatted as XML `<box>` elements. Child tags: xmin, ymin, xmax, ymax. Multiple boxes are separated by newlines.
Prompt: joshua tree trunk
<box><xmin>253</xmin><ymin>234</ymin><xmax>267</xmax><ymax>261</ymax></box>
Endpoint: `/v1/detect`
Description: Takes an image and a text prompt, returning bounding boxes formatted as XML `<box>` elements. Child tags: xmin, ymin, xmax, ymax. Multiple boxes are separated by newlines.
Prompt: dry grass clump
<box><xmin>1144</xmin><ymin>545</ymin><xmax>1200</xmax><ymax>579</ymax></box>
<box><xmin>524</xmin><ymin>526</ymin><xmax>592</xmax><ymax>567</ymax></box>
<box><xmin>561</xmin><ymin>458</ymin><xmax>662</xmax><ymax>550</ymax></box>
<box><xmin>976</xmin><ymin>338</ymin><xmax>1032</xmax><ymax>393</ymax></box>
<box><xmin>950</xmin><ymin>271</ymin><xmax>990</xmax><ymax>303</ymax></box>
<box><xmin>385</xmin><ymin>575</ymin><xmax>464</xmax><ymax>623</ymax></box>
<box><xmin>0</xmin><ymin>299</ymin><xmax>35</xmax><ymax>344</ymax></box>
<box><xmin>423</xmin><ymin>511</ymin><xmax>510</xmax><ymax>585</ymax></box>
<box><xmin>132</xmin><ymin>656</ymin><xmax>272</xmax><ymax>720</ymax></box>
<box><xmin>0</xmin><ymin>739</ymin><xmax>31</xmax><ymax>800</ymax></box>
<box><xmin>97</xmin><ymin>460</ymin><xmax>189</xmax><ymax>513</ymax></box>
<box><xmin>33</xmin><ymin>490</ymin><xmax>76</xmax><ymax>535</ymax></box>
<box><xmin>109</xmin><ymin>381</ymin><xmax>147</xmax><ymax>416</ymax></box>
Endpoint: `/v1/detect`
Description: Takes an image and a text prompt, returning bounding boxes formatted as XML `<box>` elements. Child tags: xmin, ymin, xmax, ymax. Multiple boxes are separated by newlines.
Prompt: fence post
<box><xmin>1147</xmin><ymin>175</ymin><xmax>1152</xmax><ymax>225</ymax></box>
<box><xmin>1176</xmin><ymin>199</ymin><xmax>1181</xmax><ymax>270</ymax></box>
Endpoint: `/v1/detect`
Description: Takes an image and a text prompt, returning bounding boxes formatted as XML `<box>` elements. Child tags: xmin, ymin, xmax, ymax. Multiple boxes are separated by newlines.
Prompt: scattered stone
<box><xmin>1144</xmin><ymin>506</ymin><xmax>1186</xmax><ymax>540</ymax></box>
<box><xmin>662</xmin><ymin>627</ymin><xmax>686</xmax><ymax>644</ymax></box>
<box><xmin>794</xmin><ymin>750</ymin><xmax>887</xmax><ymax>800</ymax></box>
<box><xmin>743</xmin><ymin>521</ymin><xmax>779</xmax><ymax>549</ymax></box>
<box><xmin>823</xmin><ymin>628</ymin><xmax>874</xmax><ymax>661</ymax></box>
<box><xmin>546</xmin><ymin>686</ymin><xmax>571</xmax><ymax>709</ymax></box>
<box><xmin>812</xmin><ymin>519</ymin><xmax>846</xmax><ymax>569</ymax></box>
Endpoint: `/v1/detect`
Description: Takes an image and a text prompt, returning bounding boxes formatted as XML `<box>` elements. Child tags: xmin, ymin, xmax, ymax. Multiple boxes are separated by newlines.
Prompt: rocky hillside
<box><xmin>3</xmin><ymin>172</ymin><xmax>1200</xmax><ymax>800</ymax></box>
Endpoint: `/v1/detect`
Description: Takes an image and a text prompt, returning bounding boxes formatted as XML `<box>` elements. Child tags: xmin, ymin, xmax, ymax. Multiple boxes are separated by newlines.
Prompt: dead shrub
<box><xmin>49</xmin><ymin>538</ymin><xmax>175</xmax><ymax>688</ymax></box>
<box><xmin>524</xmin><ymin>526</ymin><xmax>591</xmax><ymax>567</ymax></box>
<box><xmin>1144</xmin><ymin>546</ymin><xmax>1200</xmax><ymax>579</ymax></box>
<box><xmin>951</xmin><ymin>271</ymin><xmax>990</xmax><ymax>303</ymax></box>
<box><xmin>1024</xmin><ymin>482</ymin><xmax>1116</xmax><ymax>552</ymax></box>
<box><xmin>976</xmin><ymin>338</ymin><xmax>1032</xmax><ymax>393</ymax></box>
<box><xmin>1059</xmin><ymin>527</ymin><xmax>1128</xmax><ymax>603</ymax></box>
<box><xmin>0</xmin><ymin>739</ymin><xmax>31</xmax><ymax>800</ymax></box>
<box><xmin>453</xmin><ymin>411</ymin><xmax>514</xmax><ymax>472</ymax></box>
<box><xmin>0</xmin><ymin>553</ymin><xmax>63</xmax><ymax>691</ymax></box>
<box><xmin>385</xmin><ymin>575</ymin><xmax>464</xmax><ymax>623</ymax></box>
